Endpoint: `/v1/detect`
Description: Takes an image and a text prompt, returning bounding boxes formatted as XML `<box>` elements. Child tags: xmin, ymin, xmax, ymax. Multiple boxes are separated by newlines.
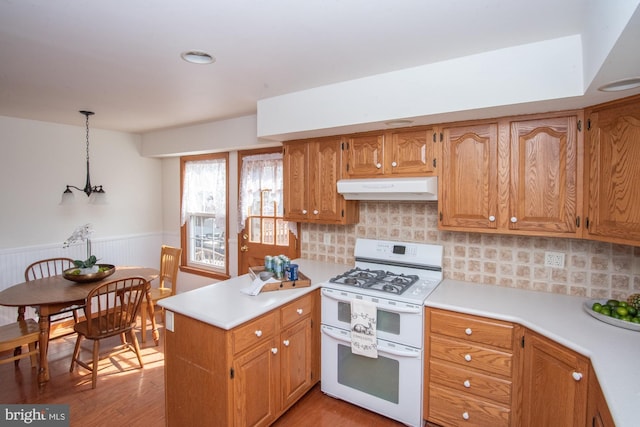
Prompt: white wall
<box><xmin>0</xmin><ymin>115</ymin><xmax>163</xmax><ymax>248</ymax></box>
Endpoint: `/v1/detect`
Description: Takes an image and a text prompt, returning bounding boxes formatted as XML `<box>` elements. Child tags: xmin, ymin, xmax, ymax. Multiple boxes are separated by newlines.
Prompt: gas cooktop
<box><xmin>329</xmin><ymin>267</ymin><xmax>420</xmax><ymax>295</ymax></box>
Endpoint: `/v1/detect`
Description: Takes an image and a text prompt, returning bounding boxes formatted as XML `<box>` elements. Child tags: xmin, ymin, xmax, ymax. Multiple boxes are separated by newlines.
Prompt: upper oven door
<box><xmin>321</xmin><ymin>287</ymin><xmax>424</xmax><ymax>348</ymax></box>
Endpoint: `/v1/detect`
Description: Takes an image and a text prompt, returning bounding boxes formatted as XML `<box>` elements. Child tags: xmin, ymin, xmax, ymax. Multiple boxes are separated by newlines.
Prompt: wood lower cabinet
<box><xmin>424</xmin><ymin>308</ymin><xmax>522</xmax><ymax>427</ymax></box>
<box><xmin>587</xmin><ymin>365</ymin><xmax>616</xmax><ymax>427</ymax></box>
<box><xmin>283</xmin><ymin>137</ymin><xmax>358</xmax><ymax>224</ymax></box>
<box><xmin>585</xmin><ymin>94</ymin><xmax>640</xmax><ymax>245</ymax></box>
<box><xmin>521</xmin><ymin>330</ymin><xmax>589</xmax><ymax>427</ymax></box>
<box><xmin>164</xmin><ymin>291</ymin><xmax>318</xmax><ymax>427</ymax></box>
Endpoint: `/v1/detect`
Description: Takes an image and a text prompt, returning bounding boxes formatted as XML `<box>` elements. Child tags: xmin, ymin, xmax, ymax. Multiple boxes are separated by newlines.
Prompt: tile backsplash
<box><xmin>300</xmin><ymin>202</ymin><xmax>640</xmax><ymax>299</ymax></box>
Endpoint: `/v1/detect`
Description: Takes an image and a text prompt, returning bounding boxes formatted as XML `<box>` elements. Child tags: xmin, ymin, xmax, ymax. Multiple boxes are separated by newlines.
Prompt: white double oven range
<box><xmin>320</xmin><ymin>238</ymin><xmax>444</xmax><ymax>426</ymax></box>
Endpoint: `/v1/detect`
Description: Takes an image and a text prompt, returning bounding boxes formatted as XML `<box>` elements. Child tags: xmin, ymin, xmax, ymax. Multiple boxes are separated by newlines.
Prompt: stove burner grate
<box><xmin>329</xmin><ymin>267</ymin><xmax>420</xmax><ymax>295</ymax></box>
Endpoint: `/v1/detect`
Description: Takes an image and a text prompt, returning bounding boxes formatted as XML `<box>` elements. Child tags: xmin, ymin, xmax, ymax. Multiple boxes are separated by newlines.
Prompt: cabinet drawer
<box><xmin>430</xmin><ymin>309</ymin><xmax>514</xmax><ymax>349</ymax></box>
<box><xmin>429</xmin><ymin>359</ymin><xmax>512</xmax><ymax>406</ymax></box>
<box><xmin>430</xmin><ymin>334</ymin><xmax>513</xmax><ymax>377</ymax></box>
<box><xmin>281</xmin><ymin>293</ymin><xmax>313</xmax><ymax>329</ymax></box>
<box><xmin>428</xmin><ymin>383</ymin><xmax>511</xmax><ymax>427</ymax></box>
<box><xmin>231</xmin><ymin>312</ymin><xmax>276</xmax><ymax>355</ymax></box>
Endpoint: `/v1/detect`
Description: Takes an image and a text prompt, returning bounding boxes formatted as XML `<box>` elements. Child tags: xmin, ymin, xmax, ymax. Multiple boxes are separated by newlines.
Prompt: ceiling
<box><xmin>0</xmin><ymin>0</ymin><xmax>638</xmax><ymax>134</ymax></box>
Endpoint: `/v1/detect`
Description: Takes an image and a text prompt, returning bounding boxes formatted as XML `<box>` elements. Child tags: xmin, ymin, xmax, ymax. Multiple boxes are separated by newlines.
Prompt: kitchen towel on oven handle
<box><xmin>350</xmin><ymin>299</ymin><xmax>377</xmax><ymax>358</ymax></box>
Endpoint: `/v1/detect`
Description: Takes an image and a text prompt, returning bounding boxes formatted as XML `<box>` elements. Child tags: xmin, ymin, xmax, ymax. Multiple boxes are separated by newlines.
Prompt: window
<box><xmin>180</xmin><ymin>153</ymin><xmax>228</xmax><ymax>278</ymax></box>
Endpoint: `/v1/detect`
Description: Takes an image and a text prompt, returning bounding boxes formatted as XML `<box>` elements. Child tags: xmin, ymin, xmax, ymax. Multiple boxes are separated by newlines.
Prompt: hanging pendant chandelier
<box><xmin>60</xmin><ymin>110</ymin><xmax>107</xmax><ymax>205</ymax></box>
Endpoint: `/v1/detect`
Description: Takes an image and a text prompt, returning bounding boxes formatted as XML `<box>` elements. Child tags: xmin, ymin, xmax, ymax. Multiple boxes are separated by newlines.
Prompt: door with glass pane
<box><xmin>238</xmin><ymin>149</ymin><xmax>299</xmax><ymax>274</ymax></box>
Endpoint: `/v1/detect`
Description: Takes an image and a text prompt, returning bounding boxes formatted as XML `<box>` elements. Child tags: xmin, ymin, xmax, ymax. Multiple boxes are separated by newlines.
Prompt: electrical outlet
<box><xmin>544</xmin><ymin>251</ymin><xmax>565</xmax><ymax>268</ymax></box>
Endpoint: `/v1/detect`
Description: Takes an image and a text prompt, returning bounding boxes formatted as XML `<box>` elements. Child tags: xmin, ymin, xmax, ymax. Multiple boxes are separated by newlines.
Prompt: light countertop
<box><xmin>426</xmin><ymin>279</ymin><xmax>640</xmax><ymax>427</ymax></box>
<box><xmin>157</xmin><ymin>259</ymin><xmax>351</xmax><ymax>330</ymax></box>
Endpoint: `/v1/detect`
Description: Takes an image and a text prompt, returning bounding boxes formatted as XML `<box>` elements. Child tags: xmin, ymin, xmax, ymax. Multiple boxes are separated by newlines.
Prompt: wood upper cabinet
<box><xmin>521</xmin><ymin>330</ymin><xmax>589</xmax><ymax>427</ymax></box>
<box><xmin>344</xmin><ymin>127</ymin><xmax>437</xmax><ymax>178</ymax></box>
<box><xmin>585</xmin><ymin>94</ymin><xmax>640</xmax><ymax>245</ymax></box>
<box><xmin>439</xmin><ymin>112</ymin><xmax>583</xmax><ymax>238</ymax></box>
<box><xmin>439</xmin><ymin>121</ymin><xmax>499</xmax><ymax>231</ymax></box>
<box><xmin>283</xmin><ymin>137</ymin><xmax>358</xmax><ymax>224</ymax></box>
<box><xmin>507</xmin><ymin>113</ymin><xmax>583</xmax><ymax>235</ymax></box>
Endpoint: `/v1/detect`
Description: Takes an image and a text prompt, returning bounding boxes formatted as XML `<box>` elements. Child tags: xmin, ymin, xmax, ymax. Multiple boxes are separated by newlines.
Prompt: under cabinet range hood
<box><xmin>337</xmin><ymin>177</ymin><xmax>438</xmax><ymax>201</ymax></box>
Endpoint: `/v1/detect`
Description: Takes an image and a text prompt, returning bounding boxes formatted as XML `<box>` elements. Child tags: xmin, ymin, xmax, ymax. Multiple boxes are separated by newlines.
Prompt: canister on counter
<box><xmin>273</xmin><ymin>256</ymin><xmax>284</xmax><ymax>279</ymax></box>
<box><xmin>265</xmin><ymin>255</ymin><xmax>274</xmax><ymax>273</ymax></box>
<box><xmin>286</xmin><ymin>263</ymin><xmax>299</xmax><ymax>281</ymax></box>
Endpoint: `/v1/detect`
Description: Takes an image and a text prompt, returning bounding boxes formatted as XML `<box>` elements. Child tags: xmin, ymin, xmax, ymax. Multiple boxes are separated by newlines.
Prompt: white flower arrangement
<box><xmin>63</xmin><ymin>223</ymin><xmax>98</xmax><ymax>271</ymax></box>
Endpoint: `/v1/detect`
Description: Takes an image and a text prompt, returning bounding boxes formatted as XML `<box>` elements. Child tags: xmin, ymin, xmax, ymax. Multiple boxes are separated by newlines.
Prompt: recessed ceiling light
<box><xmin>385</xmin><ymin>119</ymin><xmax>414</xmax><ymax>127</ymax></box>
<box><xmin>598</xmin><ymin>77</ymin><xmax>640</xmax><ymax>92</ymax></box>
<box><xmin>181</xmin><ymin>50</ymin><xmax>215</xmax><ymax>65</ymax></box>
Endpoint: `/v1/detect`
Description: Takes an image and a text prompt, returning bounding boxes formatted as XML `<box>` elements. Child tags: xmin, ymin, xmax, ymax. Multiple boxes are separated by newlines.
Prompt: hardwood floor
<box><xmin>1</xmin><ymin>327</ymin><xmax>406</xmax><ymax>427</ymax></box>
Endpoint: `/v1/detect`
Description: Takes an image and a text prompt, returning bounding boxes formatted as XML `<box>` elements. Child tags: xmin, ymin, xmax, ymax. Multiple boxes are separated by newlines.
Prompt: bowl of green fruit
<box><xmin>63</xmin><ymin>264</ymin><xmax>115</xmax><ymax>283</ymax></box>
<box><xmin>583</xmin><ymin>294</ymin><xmax>640</xmax><ymax>332</ymax></box>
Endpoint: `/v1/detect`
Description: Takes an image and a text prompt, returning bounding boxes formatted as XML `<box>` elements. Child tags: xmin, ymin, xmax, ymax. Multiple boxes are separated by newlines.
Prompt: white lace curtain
<box><xmin>181</xmin><ymin>158</ymin><xmax>226</xmax><ymax>228</ymax></box>
<box><xmin>238</xmin><ymin>153</ymin><xmax>283</xmax><ymax>233</ymax></box>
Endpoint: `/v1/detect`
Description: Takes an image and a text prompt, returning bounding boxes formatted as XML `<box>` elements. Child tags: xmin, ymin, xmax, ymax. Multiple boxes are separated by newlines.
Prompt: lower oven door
<box><xmin>321</xmin><ymin>287</ymin><xmax>424</xmax><ymax>348</ymax></box>
<box><xmin>320</xmin><ymin>324</ymin><xmax>423</xmax><ymax>427</ymax></box>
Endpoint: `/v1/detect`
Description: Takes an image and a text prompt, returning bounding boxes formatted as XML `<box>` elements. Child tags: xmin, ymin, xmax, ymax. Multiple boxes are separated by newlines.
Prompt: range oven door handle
<box><xmin>321</xmin><ymin>326</ymin><xmax>421</xmax><ymax>359</ymax></box>
<box><xmin>321</xmin><ymin>288</ymin><xmax>422</xmax><ymax>314</ymax></box>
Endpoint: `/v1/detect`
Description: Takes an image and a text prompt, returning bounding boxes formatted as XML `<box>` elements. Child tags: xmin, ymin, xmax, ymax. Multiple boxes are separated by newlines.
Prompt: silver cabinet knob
<box><xmin>296</xmin><ymin>308</ymin><xmax>303</xmax><ymax>315</ymax></box>
<box><xmin>489</xmin><ymin>215</ymin><xmax>496</xmax><ymax>222</ymax></box>
<box><xmin>572</xmin><ymin>371</ymin><xmax>583</xmax><ymax>381</ymax></box>
<box><xmin>271</xmin><ymin>347</ymin><xmax>278</xmax><ymax>354</ymax></box>
<box><xmin>313</xmin><ymin>209</ymin><xmax>319</xmax><ymax>215</ymax></box>
<box><xmin>464</xmin><ymin>354</ymin><xmax>472</xmax><ymax>362</ymax></box>
<box><xmin>302</xmin><ymin>209</ymin><xmax>308</xmax><ymax>215</ymax></box>
<box><xmin>510</xmin><ymin>216</ymin><xmax>518</xmax><ymax>223</ymax></box>
<box><xmin>255</xmin><ymin>330</ymin><xmax>262</xmax><ymax>337</ymax></box>
<box><xmin>463</xmin><ymin>380</ymin><xmax>471</xmax><ymax>388</ymax></box>
<box><xmin>376</xmin><ymin>163</ymin><xmax>382</xmax><ymax>169</ymax></box>
<box><xmin>391</xmin><ymin>161</ymin><xmax>397</xmax><ymax>167</ymax></box>
<box><xmin>283</xmin><ymin>340</ymin><xmax>290</xmax><ymax>347</ymax></box>
<box><xmin>465</xmin><ymin>327</ymin><xmax>472</xmax><ymax>335</ymax></box>
<box><xmin>462</xmin><ymin>412</ymin><xmax>470</xmax><ymax>420</ymax></box>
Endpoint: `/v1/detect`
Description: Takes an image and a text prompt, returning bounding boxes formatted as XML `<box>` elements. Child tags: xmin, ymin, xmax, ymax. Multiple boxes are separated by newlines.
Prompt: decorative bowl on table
<box><xmin>63</xmin><ymin>264</ymin><xmax>116</xmax><ymax>283</ymax></box>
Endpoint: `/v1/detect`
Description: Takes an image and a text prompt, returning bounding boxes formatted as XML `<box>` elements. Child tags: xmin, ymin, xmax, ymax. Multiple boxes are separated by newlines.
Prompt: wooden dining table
<box><xmin>0</xmin><ymin>266</ymin><xmax>159</xmax><ymax>385</ymax></box>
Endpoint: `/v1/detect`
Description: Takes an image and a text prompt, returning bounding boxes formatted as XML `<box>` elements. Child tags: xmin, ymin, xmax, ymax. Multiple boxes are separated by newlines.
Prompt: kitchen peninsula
<box><xmin>157</xmin><ymin>259</ymin><xmax>350</xmax><ymax>427</ymax></box>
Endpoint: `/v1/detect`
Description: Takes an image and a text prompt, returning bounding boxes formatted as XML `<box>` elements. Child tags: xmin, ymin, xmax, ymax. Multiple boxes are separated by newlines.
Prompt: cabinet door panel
<box><xmin>233</xmin><ymin>339</ymin><xmax>279</xmax><ymax>427</ymax></box>
<box><xmin>587</xmin><ymin>98</ymin><xmax>640</xmax><ymax>243</ymax></box>
<box><xmin>390</xmin><ymin>129</ymin><xmax>436</xmax><ymax>175</ymax></box>
<box><xmin>283</xmin><ymin>143</ymin><xmax>309</xmax><ymax>221</ymax></box>
<box><xmin>522</xmin><ymin>332</ymin><xmax>588</xmax><ymax>427</ymax></box>
<box><xmin>345</xmin><ymin>133</ymin><xmax>385</xmax><ymax>177</ymax></box>
<box><xmin>280</xmin><ymin>318</ymin><xmax>313</xmax><ymax>410</ymax></box>
<box><xmin>440</xmin><ymin>123</ymin><xmax>498</xmax><ymax>230</ymax></box>
<box><xmin>510</xmin><ymin>116</ymin><xmax>580</xmax><ymax>233</ymax></box>
<box><xmin>312</xmin><ymin>140</ymin><xmax>344</xmax><ymax>221</ymax></box>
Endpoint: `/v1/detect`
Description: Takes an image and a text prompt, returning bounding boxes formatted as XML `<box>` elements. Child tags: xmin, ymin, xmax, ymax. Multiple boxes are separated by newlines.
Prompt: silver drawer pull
<box><xmin>296</xmin><ymin>308</ymin><xmax>303</xmax><ymax>315</ymax></box>
<box><xmin>464</xmin><ymin>354</ymin><xmax>472</xmax><ymax>362</ymax></box>
<box><xmin>463</xmin><ymin>380</ymin><xmax>471</xmax><ymax>388</ymax></box>
<box><xmin>465</xmin><ymin>327</ymin><xmax>472</xmax><ymax>335</ymax></box>
<box><xmin>255</xmin><ymin>330</ymin><xmax>262</xmax><ymax>337</ymax></box>
<box><xmin>462</xmin><ymin>411</ymin><xmax>470</xmax><ymax>420</ymax></box>
<box><xmin>271</xmin><ymin>347</ymin><xmax>278</xmax><ymax>354</ymax></box>
<box><xmin>283</xmin><ymin>340</ymin><xmax>290</xmax><ymax>347</ymax></box>
<box><xmin>572</xmin><ymin>371</ymin><xmax>583</xmax><ymax>381</ymax></box>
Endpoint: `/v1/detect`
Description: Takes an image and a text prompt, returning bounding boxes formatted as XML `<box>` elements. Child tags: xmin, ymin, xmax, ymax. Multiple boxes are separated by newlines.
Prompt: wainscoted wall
<box><xmin>300</xmin><ymin>202</ymin><xmax>640</xmax><ymax>300</ymax></box>
<box><xmin>0</xmin><ymin>233</ymin><xmax>163</xmax><ymax>326</ymax></box>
